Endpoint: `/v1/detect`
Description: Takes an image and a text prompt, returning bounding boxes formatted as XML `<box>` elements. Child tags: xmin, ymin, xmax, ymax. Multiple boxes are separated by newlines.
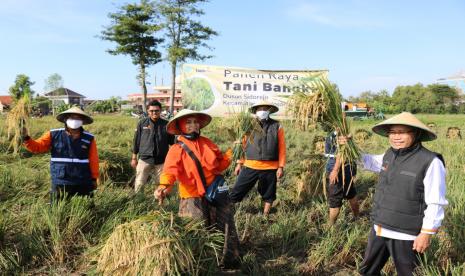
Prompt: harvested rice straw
<box><xmin>6</xmin><ymin>95</ymin><xmax>31</xmax><ymax>154</ymax></box>
<box><xmin>97</xmin><ymin>211</ymin><xmax>223</xmax><ymax>276</ymax></box>
<box><xmin>287</xmin><ymin>75</ymin><xmax>360</xmax><ymax>195</ymax></box>
<box><xmin>226</xmin><ymin>108</ymin><xmax>263</xmax><ymax>175</ymax></box>
<box><xmin>296</xmin><ymin>156</ymin><xmax>326</xmax><ymax>202</ymax></box>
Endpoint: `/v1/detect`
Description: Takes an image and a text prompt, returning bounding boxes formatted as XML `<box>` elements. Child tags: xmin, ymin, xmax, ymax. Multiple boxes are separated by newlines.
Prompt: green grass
<box><xmin>0</xmin><ymin>113</ymin><xmax>464</xmax><ymax>274</ymax></box>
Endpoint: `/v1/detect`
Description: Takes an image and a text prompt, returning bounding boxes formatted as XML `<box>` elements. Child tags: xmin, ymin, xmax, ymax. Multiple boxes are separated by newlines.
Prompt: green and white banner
<box><xmin>181</xmin><ymin>64</ymin><xmax>328</xmax><ymax>117</ymax></box>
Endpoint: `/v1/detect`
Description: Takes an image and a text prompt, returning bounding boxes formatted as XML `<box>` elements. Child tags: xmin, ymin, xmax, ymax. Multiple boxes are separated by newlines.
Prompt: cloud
<box><xmin>286</xmin><ymin>1</ymin><xmax>387</xmax><ymax>29</ymax></box>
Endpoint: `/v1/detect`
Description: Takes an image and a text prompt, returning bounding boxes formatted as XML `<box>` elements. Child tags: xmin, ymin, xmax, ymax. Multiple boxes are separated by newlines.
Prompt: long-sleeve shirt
<box><xmin>23</xmin><ymin>130</ymin><xmax>99</xmax><ymax>180</ymax></box>
<box><xmin>132</xmin><ymin>117</ymin><xmax>174</xmax><ymax>165</ymax></box>
<box><xmin>238</xmin><ymin>126</ymin><xmax>286</xmax><ymax>170</ymax></box>
<box><xmin>361</xmin><ymin>154</ymin><xmax>448</xmax><ymax>240</ymax></box>
<box><xmin>159</xmin><ymin>135</ymin><xmax>232</xmax><ymax>199</ymax></box>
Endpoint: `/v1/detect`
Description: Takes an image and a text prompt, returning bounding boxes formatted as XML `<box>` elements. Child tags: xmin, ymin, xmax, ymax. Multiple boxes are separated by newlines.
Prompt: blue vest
<box><xmin>50</xmin><ymin>128</ymin><xmax>94</xmax><ymax>187</ymax></box>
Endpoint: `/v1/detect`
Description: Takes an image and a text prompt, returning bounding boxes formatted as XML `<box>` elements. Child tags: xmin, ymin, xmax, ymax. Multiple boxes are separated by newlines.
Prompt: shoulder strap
<box><xmin>178</xmin><ymin>141</ymin><xmax>208</xmax><ymax>189</ymax></box>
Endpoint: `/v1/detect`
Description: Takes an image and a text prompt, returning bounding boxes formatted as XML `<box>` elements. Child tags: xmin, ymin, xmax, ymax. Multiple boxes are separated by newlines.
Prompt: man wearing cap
<box><xmin>230</xmin><ymin>101</ymin><xmax>286</xmax><ymax>216</ymax></box>
<box><xmin>131</xmin><ymin>100</ymin><xmax>174</xmax><ymax>193</ymax></box>
<box><xmin>340</xmin><ymin>112</ymin><xmax>447</xmax><ymax>275</ymax></box>
<box><xmin>22</xmin><ymin>107</ymin><xmax>99</xmax><ymax>201</ymax></box>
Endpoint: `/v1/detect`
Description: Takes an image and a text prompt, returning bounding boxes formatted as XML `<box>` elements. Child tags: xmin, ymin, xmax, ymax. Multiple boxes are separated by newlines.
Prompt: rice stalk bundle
<box><xmin>6</xmin><ymin>95</ymin><xmax>31</xmax><ymax>154</ymax></box>
<box><xmin>97</xmin><ymin>210</ymin><xmax>223</xmax><ymax>276</ymax></box>
<box><xmin>295</xmin><ymin>155</ymin><xmax>326</xmax><ymax>202</ymax></box>
<box><xmin>226</xmin><ymin>109</ymin><xmax>262</xmax><ymax>175</ymax></box>
<box><xmin>311</xmin><ymin>135</ymin><xmax>326</xmax><ymax>154</ymax></box>
<box><xmin>287</xmin><ymin>75</ymin><xmax>361</xmax><ymax>193</ymax></box>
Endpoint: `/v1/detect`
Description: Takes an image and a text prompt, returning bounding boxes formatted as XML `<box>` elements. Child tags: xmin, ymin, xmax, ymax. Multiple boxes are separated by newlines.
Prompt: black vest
<box><xmin>372</xmin><ymin>143</ymin><xmax>443</xmax><ymax>235</ymax></box>
<box><xmin>50</xmin><ymin>128</ymin><xmax>94</xmax><ymax>186</ymax></box>
<box><xmin>137</xmin><ymin>117</ymin><xmax>171</xmax><ymax>164</ymax></box>
<box><xmin>245</xmin><ymin>119</ymin><xmax>280</xmax><ymax>161</ymax></box>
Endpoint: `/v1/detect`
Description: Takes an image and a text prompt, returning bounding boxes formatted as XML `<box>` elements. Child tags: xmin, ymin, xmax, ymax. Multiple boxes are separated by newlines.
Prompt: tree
<box><xmin>9</xmin><ymin>74</ymin><xmax>35</xmax><ymax>101</ymax></box>
<box><xmin>43</xmin><ymin>73</ymin><xmax>64</xmax><ymax>92</ymax></box>
<box><xmin>158</xmin><ymin>0</ymin><xmax>217</xmax><ymax>114</ymax></box>
<box><xmin>100</xmin><ymin>0</ymin><xmax>164</xmax><ymax>113</ymax></box>
<box><xmin>429</xmin><ymin>84</ymin><xmax>459</xmax><ymax>105</ymax></box>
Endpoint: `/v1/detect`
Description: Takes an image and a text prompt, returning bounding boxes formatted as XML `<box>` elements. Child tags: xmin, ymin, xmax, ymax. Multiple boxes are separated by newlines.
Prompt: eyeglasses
<box><xmin>148</xmin><ymin>110</ymin><xmax>161</xmax><ymax>113</ymax></box>
<box><xmin>387</xmin><ymin>130</ymin><xmax>412</xmax><ymax>136</ymax></box>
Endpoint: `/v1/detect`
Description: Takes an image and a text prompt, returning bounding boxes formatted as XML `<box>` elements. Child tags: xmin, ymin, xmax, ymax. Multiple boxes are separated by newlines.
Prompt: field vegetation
<box><xmin>0</xmin><ymin>113</ymin><xmax>464</xmax><ymax>275</ymax></box>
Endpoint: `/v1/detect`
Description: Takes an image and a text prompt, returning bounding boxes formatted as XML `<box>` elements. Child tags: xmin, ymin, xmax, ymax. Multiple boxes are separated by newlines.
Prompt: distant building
<box><xmin>0</xmin><ymin>95</ymin><xmax>13</xmax><ymax>113</ymax></box>
<box><xmin>128</xmin><ymin>82</ymin><xmax>183</xmax><ymax>112</ymax></box>
<box><xmin>341</xmin><ymin>101</ymin><xmax>368</xmax><ymax>111</ymax></box>
<box><xmin>437</xmin><ymin>71</ymin><xmax>465</xmax><ymax>94</ymax></box>
<box><xmin>44</xmin><ymin>88</ymin><xmax>86</xmax><ymax>107</ymax></box>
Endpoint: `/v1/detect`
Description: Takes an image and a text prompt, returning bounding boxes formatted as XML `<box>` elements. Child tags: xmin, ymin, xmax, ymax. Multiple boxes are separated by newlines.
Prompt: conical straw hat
<box><xmin>56</xmin><ymin>106</ymin><xmax>93</xmax><ymax>125</ymax></box>
<box><xmin>166</xmin><ymin>109</ymin><xmax>212</xmax><ymax>135</ymax></box>
<box><xmin>372</xmin><ymin>112</ymin><xmax>436</xmax><ymax>141</ymax></box>
<box><xmin>249</xmin><ymin>101</ymin><xmax>279</xmax><ymax>114</ymax></box>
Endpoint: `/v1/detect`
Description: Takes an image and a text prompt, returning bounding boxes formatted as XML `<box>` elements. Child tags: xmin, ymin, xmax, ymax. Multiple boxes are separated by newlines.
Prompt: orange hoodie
<box><xmin>159</xmin><ymin>135</ymin><xmax>232</xmax><ymax>199</ymax></box>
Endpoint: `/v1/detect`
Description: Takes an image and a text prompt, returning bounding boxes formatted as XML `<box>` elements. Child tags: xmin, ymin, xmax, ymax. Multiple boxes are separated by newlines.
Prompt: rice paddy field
<box><xmin>0</xmin><ymin>113</ymin><xmax>464</xmax><ymax>275</ymax></box>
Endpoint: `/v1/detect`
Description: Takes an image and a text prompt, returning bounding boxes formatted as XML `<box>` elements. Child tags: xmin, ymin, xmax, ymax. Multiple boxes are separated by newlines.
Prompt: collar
<box><xmin>390</xmin><ymin>142</ymin><xmax>421</xmax><ymax>156</ymax></box>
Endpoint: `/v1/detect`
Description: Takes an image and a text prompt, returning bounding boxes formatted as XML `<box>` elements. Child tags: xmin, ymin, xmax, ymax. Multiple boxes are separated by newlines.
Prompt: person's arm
<box><xmin>23</xmin><ymin>131</ymin><xmax>52</xmax><ymax>153</ymax></box>
<box><xmin>156</xmin><ymin>146</ymin><xmax>183</xmax><ymax>193</ymax></box>
<box><xmin>131</xmin><ymin>122</ymin><xmax>141</xmax><ymax>168</ymax></box>
<box><xmin>329</xmin><ymin>155</ymin><xmax>341</xmax><ymax>184</ymax></box>
<box><xmin>234</xmin><ymin>135</ymin><xmax>247</xmax><ymax>175</ymax></box>
<box><xmin>88</xmin><ymin>138</ymin><xmax>99</xmax><ymax>187</ymax></box>
<box><xmin>413</xmin><ymin>157</ymin><xmax>448</xmax><ymax>253</ymax></box>
<box><xmin>277</xmin><ymin>126</ymin><xmax>286</xmax><ymax>178</ymax></box>
<box><xmin>360</xmin><ymin>154</ymin><xmax>384</xmax><ymax>173</ymax></box>
<box><xmin>216</xmin><ymin>147</ymin><xmax>232</xmax><ymax>172</ymax></box>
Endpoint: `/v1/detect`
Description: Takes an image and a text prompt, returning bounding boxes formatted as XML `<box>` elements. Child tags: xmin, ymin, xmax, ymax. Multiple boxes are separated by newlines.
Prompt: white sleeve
<box><xmin>421</xmin><ymin>157</ymin><xmax>448</xmax><ymax>234</ymax></box>
<box><xmin>360</xmin><ymin>153</ymin><xmax>385</xmax><ymax>173</ymax></box>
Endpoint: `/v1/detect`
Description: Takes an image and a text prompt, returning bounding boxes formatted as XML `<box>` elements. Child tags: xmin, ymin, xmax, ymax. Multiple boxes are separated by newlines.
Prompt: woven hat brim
<box><xmin>372</xmin><ymin>112</ymin><xmax>436</xmax><ymax>141</ymax></box>
<box><xmin>249</xmin><ymin>104</ymin><xmax>279</xmax><ymax>114</ymax></box>
<box><xmin>56</xmin><ymin>108</ymin><xmax>93</xmax><ymax>125</ymax></box>
<box><xmin>166</xmin><ymin>110</ymin><xmax>212</xmax><ymax>135</ymax></box>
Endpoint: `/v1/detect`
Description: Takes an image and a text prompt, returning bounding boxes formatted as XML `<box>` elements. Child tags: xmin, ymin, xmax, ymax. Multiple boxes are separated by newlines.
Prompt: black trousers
<box><xmin>230</xmin><ymin>166</ymin><xmax>277</xmax><ymax>203</ymax></box>
<box><xmin>359</xmin><ymin>228</ymin><xmax>421</xmax><ymax>276</ymax></box>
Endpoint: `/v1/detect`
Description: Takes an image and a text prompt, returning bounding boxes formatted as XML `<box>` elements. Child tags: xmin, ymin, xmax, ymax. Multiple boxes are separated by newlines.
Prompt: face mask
<box><xmin>183</xmin><ymin>131</ymin><xmax>200</xmax><ymax>140</ymax></box>
<box><xmin>66</xmin><ymin>119</ymin><xmax>83</xmax><ymax>129</ymax></box>
<box><xmin>256</xmin><ymin>110</ymin><xmax>270</xmax><ymax>120</ymax></box>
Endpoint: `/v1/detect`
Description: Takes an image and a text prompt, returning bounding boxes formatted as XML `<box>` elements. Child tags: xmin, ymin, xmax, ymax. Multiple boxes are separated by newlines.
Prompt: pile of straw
<box><xmin>353</xmin><ymin>129</ymin><xmax>372</xmax><ymax>143</ymax></box>
<box><xmin>97</xmin><ymin>211</ymin><xmax>223</xmax><ymax>275</ymax></box>
<box><xmin>446</xmin><ymin>127</ymin><xmax>461</xmax><ymax>139</ymax></box>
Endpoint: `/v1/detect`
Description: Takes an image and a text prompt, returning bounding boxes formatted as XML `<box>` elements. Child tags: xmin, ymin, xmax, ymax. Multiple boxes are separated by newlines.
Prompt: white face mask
<box><xmin>256</xmin><ymin>110</ymin><xmax>270</xmax><ymax>120</ymax></box>
<box><xmin>66</xmin><ymin>118</ymin><xmax>83</xmax><ymax>129</ymax></box>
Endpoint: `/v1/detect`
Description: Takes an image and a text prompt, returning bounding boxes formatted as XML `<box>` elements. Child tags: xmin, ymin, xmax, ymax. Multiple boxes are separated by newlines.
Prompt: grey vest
<box><xmin>372</xmin><ymin>143</ymin><xmax>444</xmax><ymax>235</ymax></box>
<box><xmin>245</xmin><ymin>119</ymin><xmax>280</xmax><ymax>161</ymax></box>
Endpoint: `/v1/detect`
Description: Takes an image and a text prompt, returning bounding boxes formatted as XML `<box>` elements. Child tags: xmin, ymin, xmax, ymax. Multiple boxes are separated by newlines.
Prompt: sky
<box><xmin>1</xmin><ymin>0</ymin><xmax>464</xmax><ymax>100</ymax></box>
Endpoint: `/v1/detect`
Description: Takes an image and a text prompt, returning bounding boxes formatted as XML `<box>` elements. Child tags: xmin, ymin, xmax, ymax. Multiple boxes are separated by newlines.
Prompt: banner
<box><xmin>181</xmin><ymin>64</ymin><xmax>328</xmax><ymax>117</ymax></box>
